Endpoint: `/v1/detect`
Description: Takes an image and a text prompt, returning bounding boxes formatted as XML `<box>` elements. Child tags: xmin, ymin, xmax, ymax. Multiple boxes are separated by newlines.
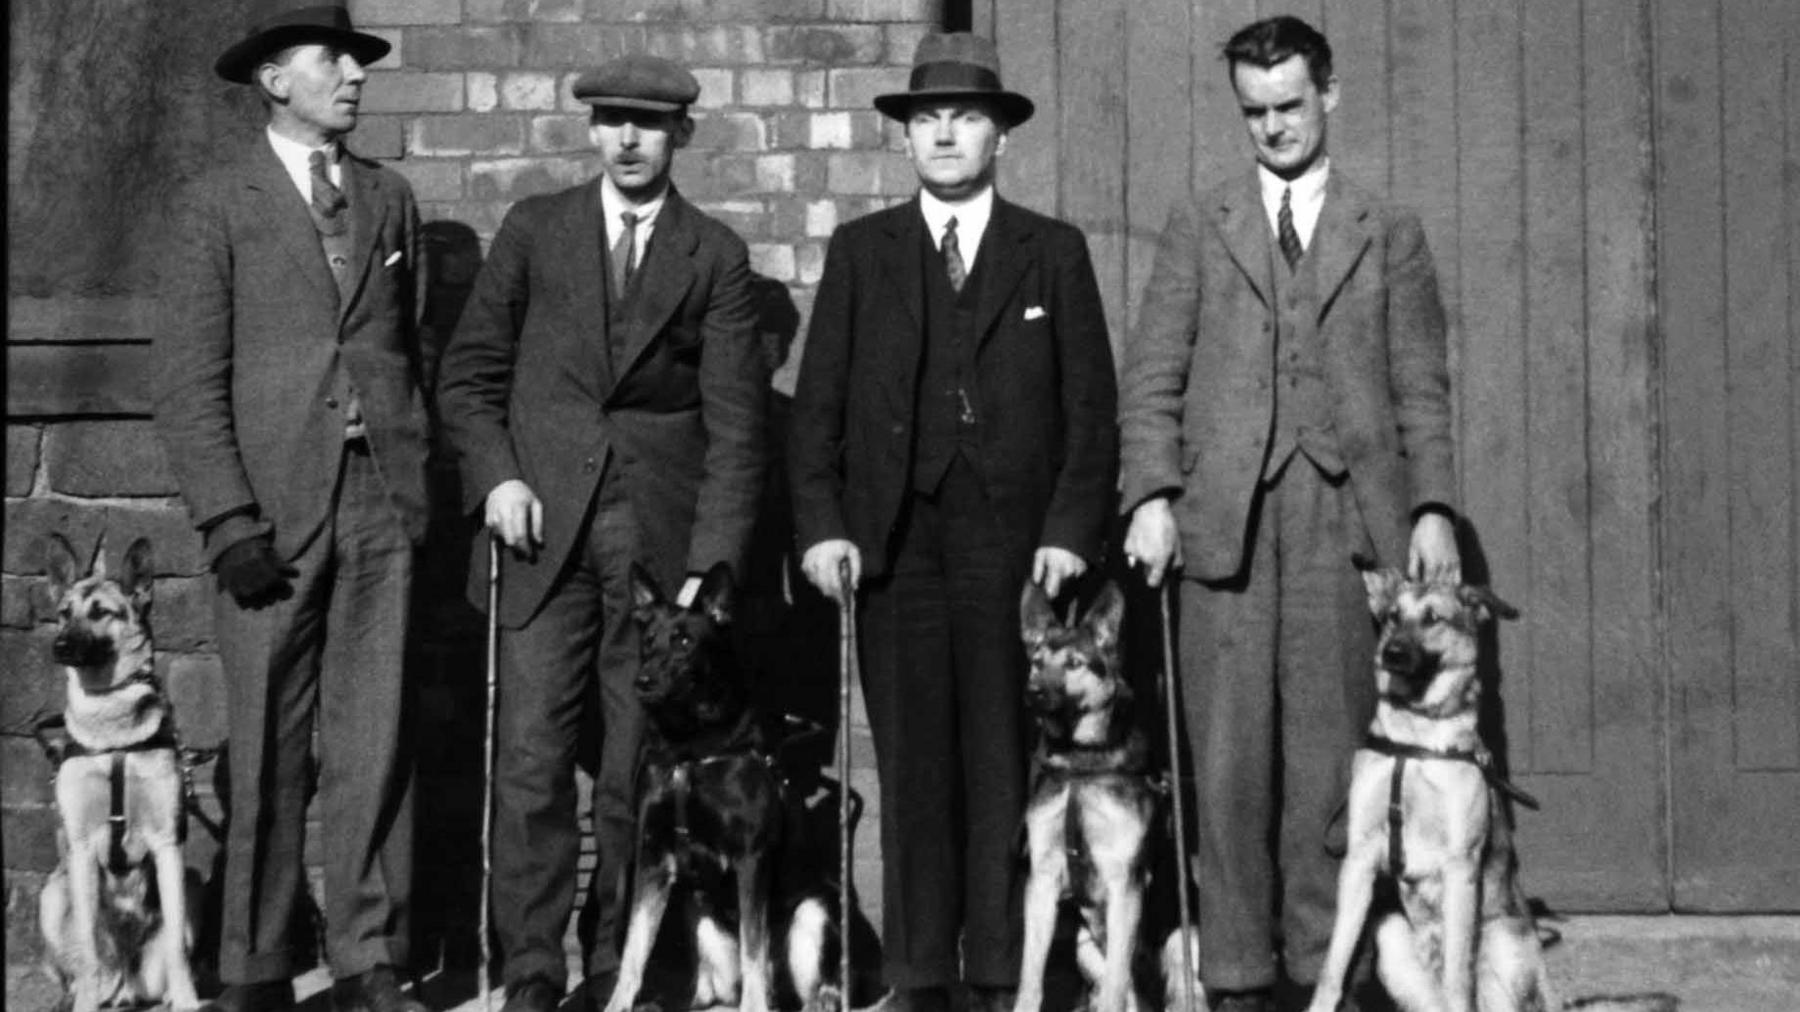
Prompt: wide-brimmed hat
<box><xmin>874</xmin><ymin>32</ymin><xmax>1034</xmax><ymax>127</ymax></box>
<box><xmin>572</xmin><ymin>55</ymin><xmax>702</xmax><ymax>114</ymax></box>
<box><xmin>215</xmin><ymin>0</ymin><xmax>391</xmax><ymax>84</ymax></box>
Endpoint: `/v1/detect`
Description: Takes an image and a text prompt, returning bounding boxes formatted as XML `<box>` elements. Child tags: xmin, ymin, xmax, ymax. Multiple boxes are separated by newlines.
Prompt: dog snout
<box><xmin>52</xmin><ymin>629</ymin><xmax>114</xmax><ymax>668</ymax></box>
<box><xmin>1379</xmin><ymin>637</ymin><xmax>1426</xmax><ymax>678</ymax></box>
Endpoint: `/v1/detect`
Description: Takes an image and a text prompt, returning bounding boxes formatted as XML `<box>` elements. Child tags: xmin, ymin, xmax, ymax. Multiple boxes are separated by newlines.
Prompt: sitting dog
<box><xmin>605</xmin><ymin>562</ymin><xmax>840</xmax><ymax>1012</ymax></box>
<box><xmin>1015</xmin><ymin>581</ymin><xmax>1202</xmax><ymax>1012</ymax></box>
<box><xmin>36</xmin><ymin>534</ymin><xmax>204</xmax><ymax>1012</ymax></box>
<box><xmin>1307</xmin><ymin>563</ymin><xmax>1679</xmax><ymax>1012</ymax></box>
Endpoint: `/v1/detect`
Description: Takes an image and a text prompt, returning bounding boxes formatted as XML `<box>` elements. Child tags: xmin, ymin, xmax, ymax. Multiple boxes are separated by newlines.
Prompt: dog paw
<box><xmin>803</xmin><ymin>982</ymin><xmax>844</xmax><ymax>1012</ymax></box>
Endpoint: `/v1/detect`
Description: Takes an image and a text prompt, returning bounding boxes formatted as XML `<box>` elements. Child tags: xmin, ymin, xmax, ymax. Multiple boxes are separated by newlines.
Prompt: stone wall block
<box><xmin>7</xmin><ymin>425</ymin><xmax>41</xmax><ymax>497</ymax></box>
<box><xmin>151</xmin><ymin>576</ymin><xmax>214</xmax><ymax>654</ymax></box>
<box><xmin>350</xmin><ymin>0</ymin><xmax>462</xmax><ymax>25</ymax></box>
<box><xmin>392</xmin><ymin>160</ymin><xmax>467</xmax><ymax>202</ymax></box>
<box><xmin>363</xmin><ymin>72</ymin><xmax>465</xmax><ymax>114</ymax></box>
<box><xmin>407</xmin><ymin>25</ymin><xmax>525</xmax><ymax>68</ymax></box>
<box><xmin>691</xmin><ymin>112</ymin><xmax>769</xmax><ymax>153</ymax></box>
<box><xmin>825</xmin><ymin>67</ymin><xmax>909</xmax><ymax>110</ymax></box>
<box><xmin>522</xmin><ymin>23</ymin><xmax>645</xmax><ymax>68</ymax></box>
<box><xmin>43</xmin><ymin>421</ymin><xmax>177</xmax><ymax>498</ymax></box>
<box><xmin>357</xmin><ymin>115</ymin><xmax>409</xmax><ymax>160</ymax></box>
<box><xmin>160</xmin><ymin>652</ymin><xmax>228</xmax><ymax>749</ymax></box>
<box><xmin>643</xmin><ymin>24</ymin><xmax>765</xmax><ymax>65</ymax></box>
<box><xmin>765</xmin><ymin>25</ymin><xmax>882</xmax><ymax>65</ymax></box>
<box><xmin>501</xmin><ymin>72</ymin><xmax>561</xmax><ymax>110</ymax></box>
<box><xmin>471</xmin><ymin>157</ymin><xmax>596</xmax><ymax>202</ymax></box>
<box><xmin>529</xmin><ymin>115</ymin><xmax>594</xmax><ymax>154</ymax></box>
<box><xmin>412</xmin><ymin>115</ymin><xmax>527</xmax><ymax>157</ymax></box>
<box><xmin>0</xmin><ymin>627</ymin><xmax>63</xmax><ymax>732</ymax></box>
<box><xmin>2</xmin><ymin>738</ymin><xmax>55</xmax><ymax>808</ymax></box>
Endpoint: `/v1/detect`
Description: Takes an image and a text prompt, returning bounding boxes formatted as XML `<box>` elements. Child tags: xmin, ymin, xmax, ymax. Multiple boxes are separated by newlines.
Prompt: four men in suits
<box><xmin>434</xmin><ymin>55</ymin><xmax>768</xmax><ymax>1012</ymax></box>
<box><xmin>1120</xmin><ymin>16</ymin><xmax>1460</xmax><ymax>1012</ymax></box>
<box><xmin>155</xmin><ymin>2</ymin><xmax>430</xmax><ymax>1010</ymax></box>
<box><xmin>788</xmin><ymin>33</ymin><xmax>1119</xmax><ymax>1012</ymax></box>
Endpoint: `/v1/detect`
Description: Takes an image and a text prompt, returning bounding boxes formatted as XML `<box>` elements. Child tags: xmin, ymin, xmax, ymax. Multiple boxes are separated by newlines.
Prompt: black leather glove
<box><xmin>214</xmin><ymin>536</ymin><xmax>297</xmax><ymax>606</ymax></box>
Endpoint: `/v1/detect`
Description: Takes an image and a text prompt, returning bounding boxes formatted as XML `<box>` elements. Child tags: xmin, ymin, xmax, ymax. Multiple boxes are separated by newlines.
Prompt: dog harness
<box><xmin>1362</xmin><ymin>733</ymin><xmax>1540</xmax><ymax>878</ymax></box>
<box><xmin>42</xmin><ymin>715</ymin><xmax>184</xmax><ymax>875</ymax></box>
<box><xmin>659</xmin><ymin>746</ymin><xmax>782</xmax><ymax>846</ymax></box>
<box><xmin>1027</xmin><ymin>735</ymin><xmax>1159</xmax><ymax>899</ymax></box>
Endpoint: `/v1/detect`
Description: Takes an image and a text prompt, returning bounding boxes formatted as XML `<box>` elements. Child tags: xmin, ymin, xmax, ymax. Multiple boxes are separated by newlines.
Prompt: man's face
<box><xmin>1232</xmin><ymin>54</ymin><xmax>1337</xmax><ymax>179</ymax></box>
<box><xmin>262</xmin><ymin>43</ymin><xmax>367</xmax><ymax>144</ymax></box>
<box><xmin>589</xmin><ymin>107</ymin><xmax>691</xmax><ymax>201</ymax></box>
<box><xmin>904</xmin><ymin>101</ymin><xmax>1008</xmax><ymax>200</ymax></box>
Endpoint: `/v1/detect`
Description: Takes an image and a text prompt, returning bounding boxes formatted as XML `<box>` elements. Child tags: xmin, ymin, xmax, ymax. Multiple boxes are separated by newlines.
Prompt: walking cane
<box><xmin>835</xmin><ymin>558</ymin><xmax>858</xmax><ymax>1010</ymax></box>
<box><xmin>1158</xmin><ymin>580</ymin><xmax>1200</xmax><ymax>1012</ymax></box>
<box><xmin>480</xmin><ymin>536</ymin><xmax>501</xmax><ymax>1012</ymax></box>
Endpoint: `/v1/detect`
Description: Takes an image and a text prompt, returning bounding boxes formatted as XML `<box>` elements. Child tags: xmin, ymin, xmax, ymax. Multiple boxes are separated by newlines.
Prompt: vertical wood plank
<box><xmin>994</xmin><ymin>0</ymin><xmax>1059</xmax><ymax>214</ymax></box>
<box><xmin>1520</xmin><ymin>0</ymin><xmax>1594</xmax><ymax>774</ymax></box>
<box><xmin>1192</xmin><ymin>0</ymin><xmax>1260</xmax><ymax>192</ymax></box>
<box><xmin>1056</xmin><ymin>0</ymin><xmax>1129</xmax><ymax>345</ymax></box>
<box><xmin>1123</xmin><ymin>0</ymin><xmax>1193</xmax><ymax>340</ymax></box>
<box><xmin>1723</xmin><ymin>0</ymin><xmax>1800</xmax><ymax>771</ymax></box>
<box><xmin>1453</xmin><ymin>0</ymin><xmax>1532</xmax><ymax>768</ymax></box>
<box><xmin>1324</xmin><ymin>0</ymin><xmax>1391</xmax><ymax>197</ymax></box>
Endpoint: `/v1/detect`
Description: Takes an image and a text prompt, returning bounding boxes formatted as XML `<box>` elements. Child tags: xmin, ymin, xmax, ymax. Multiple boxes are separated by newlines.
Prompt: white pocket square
<box><xmin>1023</xmin><ymin>305</ymin><xmax>1047</xmax><ymax>321</ymax></box>
<box><xmin>383</xmin><ymin>251</ymin><xmax>404</xmax><ymax>267</ymax></box>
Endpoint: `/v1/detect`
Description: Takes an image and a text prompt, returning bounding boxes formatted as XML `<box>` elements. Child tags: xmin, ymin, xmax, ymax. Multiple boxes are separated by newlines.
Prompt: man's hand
<box><xmin>1032</xmin><ymin>547</ymin><xmax>1087</xmax><ymax>600</ymax></box>
<box><xmin>801</xmin><ymin>539</ymin><xmax>861</xmax><ymax>608</ymax></box>
<box><xmin>214</xmin><ymin>535</ymin><xmax>297</xmax><ymax>608</ymax></box>
<box><xmin>1408</xmin><ymin>511</ymin><xmax>1461</xmax><ymax>584</ymax></box>
<box><xmin>675</xmin><ymin>575</ymin><xmax>702</xmax><ymax>609</ymax></box>
<box><xmin>1124</xmin><ymin>497</ymin><xmax>1183</xmax><ymax>588</ymax></box>
<box><xmin>485</xmin><ymin>479</ymin><xmax>543</xmax><ymax>558</ymax></box>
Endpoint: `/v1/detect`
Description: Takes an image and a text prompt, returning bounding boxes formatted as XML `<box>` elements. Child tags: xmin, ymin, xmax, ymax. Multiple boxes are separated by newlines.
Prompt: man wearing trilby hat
<box><xmin>154</xmin><ymin>1</ymin><xmax>430</xmax><ymax>1011</ymax></box>
<box><xmin>436</xmin><ymin>52</ymin><xmax>766</xmax><ymax>1012</ymax></box>
<box><xmin>788</xmin><ymin>32</ymin><xmax>1118</xmax><ymax>1012</ymax></box>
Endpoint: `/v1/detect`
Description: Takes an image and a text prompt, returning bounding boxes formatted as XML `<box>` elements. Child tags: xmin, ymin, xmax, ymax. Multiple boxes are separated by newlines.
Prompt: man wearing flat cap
<box><xmin>436</xmin><ymin>53</ymin><xmax>767</xmax><ymax>1012</ymax></box>
<box><xmin>154</xmin><ymin>1</ymin><xmax>429</xmax><ymax>1011</ymax></box>
<box><xmin>788</xmin><ymin>31</ymin><xmax>1117</xmax><ymax>1012</ymax></box>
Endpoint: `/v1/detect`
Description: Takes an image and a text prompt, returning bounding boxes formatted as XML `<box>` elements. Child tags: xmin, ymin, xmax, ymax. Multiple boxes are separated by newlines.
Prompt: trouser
<box><xmin>858</xmin><ymin>454</ymin><xmax>1031</xmax><ymax>990</ymax></box>
<box><xmin>490</xmin><ymin>467</ymin><xmax>646</xmax><ymax>989</ymax></box>
<box><xmin>1179</xmin><ymin>457</ymin><xmax>1378</xmax><ymax>991</ymax></box>
<box><xmin>215</xmin><ymin>438</ymin><xmax>416</xmax><ymax>983</ymax></box>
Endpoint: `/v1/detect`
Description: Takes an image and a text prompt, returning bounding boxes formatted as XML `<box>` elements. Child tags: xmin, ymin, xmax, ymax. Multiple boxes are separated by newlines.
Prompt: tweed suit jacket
<box><xmin>436</xmin><ymin>183</ymin><xmax>766</xmax><ymax>627</ymax></box>
<box><xmin>1118</xmin><ymin>169</ymin><xmax>1456</xmax><ymax>581</ymax></box>
<box><xmin>155</xmin><ymin>136</ymin><xmax>430</xmax><ymax>562</ymax></box>
<box><xmin>788</xmin><ymin>196</ymin><xmax>1118</xmax><ymax>578</ymax></box>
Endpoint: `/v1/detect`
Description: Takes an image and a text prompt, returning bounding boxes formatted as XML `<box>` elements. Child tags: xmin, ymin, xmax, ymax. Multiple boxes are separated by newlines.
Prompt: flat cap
<box><xmin>572</xmin><ymin>55</ymin><xmax>701</xmax><ymax>112</ymax></box>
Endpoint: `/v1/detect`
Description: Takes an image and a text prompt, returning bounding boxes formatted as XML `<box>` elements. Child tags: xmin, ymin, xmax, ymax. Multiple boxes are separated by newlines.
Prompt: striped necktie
<box><xmin>309</xmin><ymin>150</ymin><xmax>346</xmax><ymax>236</ymax></box>
<box><xmin>1278</xmin><ymin>186</ymin><xmax>1302</xmax><ymax>270</ymax></box>
<box><xmin>942</xmin><ymin>216</ymin><xmax>967</xmax><ymax>292</ymax></box>
<box><xmin>612</xmin><ymin>211</ymin><xmax>639</xmax><ymax>294</ymax></box>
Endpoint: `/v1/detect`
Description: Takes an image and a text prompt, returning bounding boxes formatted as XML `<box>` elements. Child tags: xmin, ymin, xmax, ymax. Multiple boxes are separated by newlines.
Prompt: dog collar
<box><xmin>1362</xmin><ymin>733</ymin><xmax>1540</xmax><ymax>879</ymax></box>
<box><xmin>80</xmin><ymin>665</ymin><xmax>161</xmax><ymax>697</ymax></box>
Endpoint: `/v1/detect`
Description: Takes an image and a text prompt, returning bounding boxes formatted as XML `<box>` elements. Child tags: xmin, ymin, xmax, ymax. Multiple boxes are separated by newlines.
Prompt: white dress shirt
<box><xmin>267</xmin><ymin>127</ymin><xmax>341</xmax><ymax>203</ymax></box>
<box><xmin>918</xmin><ymin>184</ymin><xmax>996</xmax><ymax>271</ymax></box>
<box><xmin>1258</xmin><ymin>158</ymin><xmax>1329</xmax><ymax>253</ymax></box>
<box><xmin>600</xmin><ymin>176</ymin><xmax>668</xmax><ymax>276</ymax></box>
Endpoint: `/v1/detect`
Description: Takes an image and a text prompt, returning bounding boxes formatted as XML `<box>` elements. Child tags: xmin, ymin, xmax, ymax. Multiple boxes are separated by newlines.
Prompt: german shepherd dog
<box><xmin>605</xmin><ymin>562</ymin><xmax>840</xmax><ymax>1012</ymax></box>
<box><xmin>1016</xmin><ymin>582</ymin><xmax>1202</xmax><ymax>1012</ymax></box>
<box><xmin>1306</xmin><ymin>561</ymin><xmax>1674</xmax><ymax>1012</ymax></box>
<box><xmin>35</xmin><ymin>534</ymin><xmax>204</xmax><ymax>1012</ymax></box>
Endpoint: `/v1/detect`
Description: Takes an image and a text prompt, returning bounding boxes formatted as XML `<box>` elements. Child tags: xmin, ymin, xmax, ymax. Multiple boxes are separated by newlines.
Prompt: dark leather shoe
<box><xmin>501</xmin><ymin>976</ymin><xmax>563</xmax><ymax>1012</ymax></box>
<box><xmin>1209</xmin><ymin>989</ymin><xmax>1274</xmax><ymax>1012</ymax></box>
<box><xmin>967</xmin><ymin>985</ymin><xmax>1017</xmax><ymax>1012</ymax></box>
<box><xmin>331</xmin><ymin>965</ymin><xmax>429</xmax><ymax>1012</ymax></box>
<box><xmin>211</xmin><ymin>980</ymin><xmax>295</xmax><ymax>1012</ymax></box>
<box><xmin>891</xmin><ymin>986</ymin><xmax>951</xmax><ymax>1012</ymax></box>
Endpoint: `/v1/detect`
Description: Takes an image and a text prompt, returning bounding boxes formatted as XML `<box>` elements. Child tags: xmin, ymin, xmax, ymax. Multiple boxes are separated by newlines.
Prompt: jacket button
<box><xmin>326</xmin><ymin>397</ymin><xmax>339</xmax><ymax>409</ymax></box>
<box><xmin>583</xmin><ymin>458</ymin><xmax>597</xmax><ymax>472</ymax></box>
<box><xmin>891</xmin><ymin>423</ymin><xmax>905</xmax><ymax>436</ymax></box>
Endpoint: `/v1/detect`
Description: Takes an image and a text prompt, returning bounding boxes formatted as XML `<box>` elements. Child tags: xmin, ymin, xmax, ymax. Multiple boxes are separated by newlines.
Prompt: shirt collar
<box><xmin>1258</xmin><ymin>157</ymin><xmax>1330</xmax><ymax>212</ymax></box>
<box><xmin>918</xmin><ymin>185</ymin><xmax>996</xmax><ymax>262</ymax></box>
<box><xmin>600</xmin><ymin>175</ymin><xmax>669</xmax><ymax>238</ymax></box>
<box><xmin>267</xmin><ymin>127</ymin><xmax>340</xmax><ymax>198</ymax></box>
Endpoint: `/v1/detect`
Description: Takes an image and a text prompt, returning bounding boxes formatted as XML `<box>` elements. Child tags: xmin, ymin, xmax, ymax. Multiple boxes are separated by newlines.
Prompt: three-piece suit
<box><xmin>1118</xmin><ymin>169</ymin><xmax>1456</xmax><ymax>990</ymax></box>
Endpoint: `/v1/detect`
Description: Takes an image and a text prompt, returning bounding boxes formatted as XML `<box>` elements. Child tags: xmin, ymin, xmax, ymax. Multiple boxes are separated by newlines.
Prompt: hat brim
<box><xmin>874</xmin><ymin>88</ymin><xmax>1035</xmax><ymax>127</ymax></box>
<box><xmin>215</xmin><ymin>25</ymin><xmax>392</xmax><ymax>84</ymax></box>
<box><xmin>575</xmin><ymin>95</ymin><xmax>690</xmax><ymax>114</ymax></box>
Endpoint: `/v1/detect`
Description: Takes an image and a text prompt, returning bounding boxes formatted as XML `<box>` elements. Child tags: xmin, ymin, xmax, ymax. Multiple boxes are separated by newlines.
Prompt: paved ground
<box><xmin>11</xmin><ymin>915</ymin><xmax>1800</xmax><ymax>1011</ymax></box>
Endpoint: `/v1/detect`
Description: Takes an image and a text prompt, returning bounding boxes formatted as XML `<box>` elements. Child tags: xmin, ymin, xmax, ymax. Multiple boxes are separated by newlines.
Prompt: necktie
<box><xmin>309</xmin><ymin>150</ymin><xmax>346</xmax><ymax>236</ymax></box>
<box><xmin>612</xmin><ymin>211</ymin><xmax>639</xmax><ymax>294</ymax></box>
<box><xmin>1278</xmin><ymin>186</ymin><xmax>1302</xmax><ymax>270</ymax></box>
<box><xmin>942</xmin><ymin>216</ymin><xmax>967</xmax><ymax>293</ymax></box>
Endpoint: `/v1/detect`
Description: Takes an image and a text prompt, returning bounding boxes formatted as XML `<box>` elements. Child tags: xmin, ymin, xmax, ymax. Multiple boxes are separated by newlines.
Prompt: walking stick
<box><xmin>1158</xmin><ymin>581</ymin><xmax>1199</xmax><ymax>1012</ymax></box>
<box><xmin>835</xmin><ymin>558</ymin><xmax>857</xmax><ymax>1010</ymax></box>
<box><xmin>480</xmin><ymin>536</ymin><xmax>500</xmax><ymax>1012</ymax></box>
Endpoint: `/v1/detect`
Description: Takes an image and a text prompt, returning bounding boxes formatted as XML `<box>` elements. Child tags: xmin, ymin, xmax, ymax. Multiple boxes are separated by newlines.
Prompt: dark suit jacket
<box><xmin>155</xmin><ymin>137</ymin><xmax>430</xmax><ymax>561</ymax></box>
<box><xmin>1118</xmin><ymin>170</ymin><xmax>1456</xmax><ymax>580</ymax></box>
<box><xmin>788</xmin><ymin>196</ymin><xmax>1118</xmax><ymax>577</ymax></box>
<box><xmin>436</xmin><ymin>183</ymin><xmax>766</xmax><ymax>627</ymax></box>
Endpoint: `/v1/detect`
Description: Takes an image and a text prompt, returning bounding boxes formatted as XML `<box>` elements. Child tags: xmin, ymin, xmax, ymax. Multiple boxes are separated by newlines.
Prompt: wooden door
<box><xmin>975</xmin><ymin>0</ymin><xmax>1669</xmax><ymax>909</ymax></box>
<box><xmin>1656</xmin><ymin>0</ymin><xmax>1800</xmax><ymax>910</ymax></box>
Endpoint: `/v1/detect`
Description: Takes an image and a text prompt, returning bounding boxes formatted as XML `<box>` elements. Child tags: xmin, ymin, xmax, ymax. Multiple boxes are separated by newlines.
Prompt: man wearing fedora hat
<box><xmin>154</xmin><ymin>2</ymin><xmax>429</xmax><ymax>1011</ymax></box>
<box><xmin>788</xmin><ymin>31</ymin><xmax>1117</xmax><ymax>1012</ymax></box>
<box><xmin>436</xmin><ymin>54</ymin><xmax>766</xmax><ymax>1012</ymax></box>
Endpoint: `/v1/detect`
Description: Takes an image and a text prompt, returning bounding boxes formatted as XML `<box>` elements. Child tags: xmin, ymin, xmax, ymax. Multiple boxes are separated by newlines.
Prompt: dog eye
<box><xmin>674</xmin><ymin>631</ymin><xmax>692</xmax><ymax>648</ymax></box>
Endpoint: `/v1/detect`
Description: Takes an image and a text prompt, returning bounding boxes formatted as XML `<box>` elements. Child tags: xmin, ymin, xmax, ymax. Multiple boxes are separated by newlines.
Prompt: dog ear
<box><xmin>1353</xmin><ymin>554</ymin><xmax>1402</xmax><ymax>616</ymax></box>
<box><xmin>1458</xmin><ymin>584</ymin><xmax>1520</xmax><ymax>624</ymax></box>
<box><xmin>629</xmin><ymin>562</ymin><xmax>666</xmax><ymax>617</ymax></box>
<box><xmin>42</xmin><ymin>534</ymin><xmax>83</xmax><ymax>601</ymax></box>
<box><xmin>1019</xmin><ymin>579</ymin><xmax>1056</xmax><ymax>648</ymax></box>
<box><xmin>120</xmin><ymin>538</ymin><xmax>155</xmax><ymax>612</ymax></box>
<box><xmin>1084</xmin><ymin>581</ymin><xmax>1126</xmax><ymax>650</ymax></box>
<box><xmin>695</xmin><ymin>562</ymin><xmax>735</xmax><ymax>625</ymax></box>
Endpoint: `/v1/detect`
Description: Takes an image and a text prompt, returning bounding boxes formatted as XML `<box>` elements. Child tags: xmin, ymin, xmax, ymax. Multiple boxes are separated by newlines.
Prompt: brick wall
<box><xmin>5</xmin><ymin>0</ymin><xmax>940</xmax><ymax>993</ymax></box>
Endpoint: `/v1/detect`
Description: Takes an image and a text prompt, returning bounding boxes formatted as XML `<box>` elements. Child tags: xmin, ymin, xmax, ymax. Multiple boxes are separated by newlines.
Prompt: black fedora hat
<box><xmin>874</xmin><ymin>32</ymin><xmax>1034</xmax><ymax>127</ymax></box>
<box><xmin>215</xmin><ymin>0</ymin><xmax>391</xmax><ymax>84</ymax></box>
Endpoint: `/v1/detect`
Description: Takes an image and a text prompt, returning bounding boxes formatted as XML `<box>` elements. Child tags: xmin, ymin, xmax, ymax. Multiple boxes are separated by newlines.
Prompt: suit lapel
<box><xmin>609</xmin><ymin>189</ymin><xmax>699</xmax><ymax>393</ymax></box>
<box><xmin>877</xmin><ymin>199</ymin><xmax>926</xmax><ymax>334</ymax></box>
<box><xmin>336</xmin><ymin>152</ymin><xmax>391</xmax><ymax>325</ymax></box>
<box><xmin>244</xmin><ymin>140</ymin><xmax>336</xmax><ymax>304</ymax></box>
<box><xmin>1308</xmin><ymin>174</ymin><xmax>1375</xmax><ymax>320</ymax></box>
<box><xmin>1213</xmin><ymin>172</ymin><xmax>1272</xmax><ymax>308</ymax></box>
<box><xmin>972</xmin><ymin>198</ymin><xmax>1036</xmax><ymax>348</ymax></box>
<box><xmin>564</xmin><ymin>181</ymin><xmax>613</xmax><ymax>397</ymax></box>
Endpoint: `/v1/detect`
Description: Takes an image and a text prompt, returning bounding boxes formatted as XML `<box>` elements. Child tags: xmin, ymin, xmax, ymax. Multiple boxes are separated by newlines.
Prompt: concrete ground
<box><xmin>11</xmin><ymin>915</ymin><xmax>1799</xmax><ymax>1011</ymax></box>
